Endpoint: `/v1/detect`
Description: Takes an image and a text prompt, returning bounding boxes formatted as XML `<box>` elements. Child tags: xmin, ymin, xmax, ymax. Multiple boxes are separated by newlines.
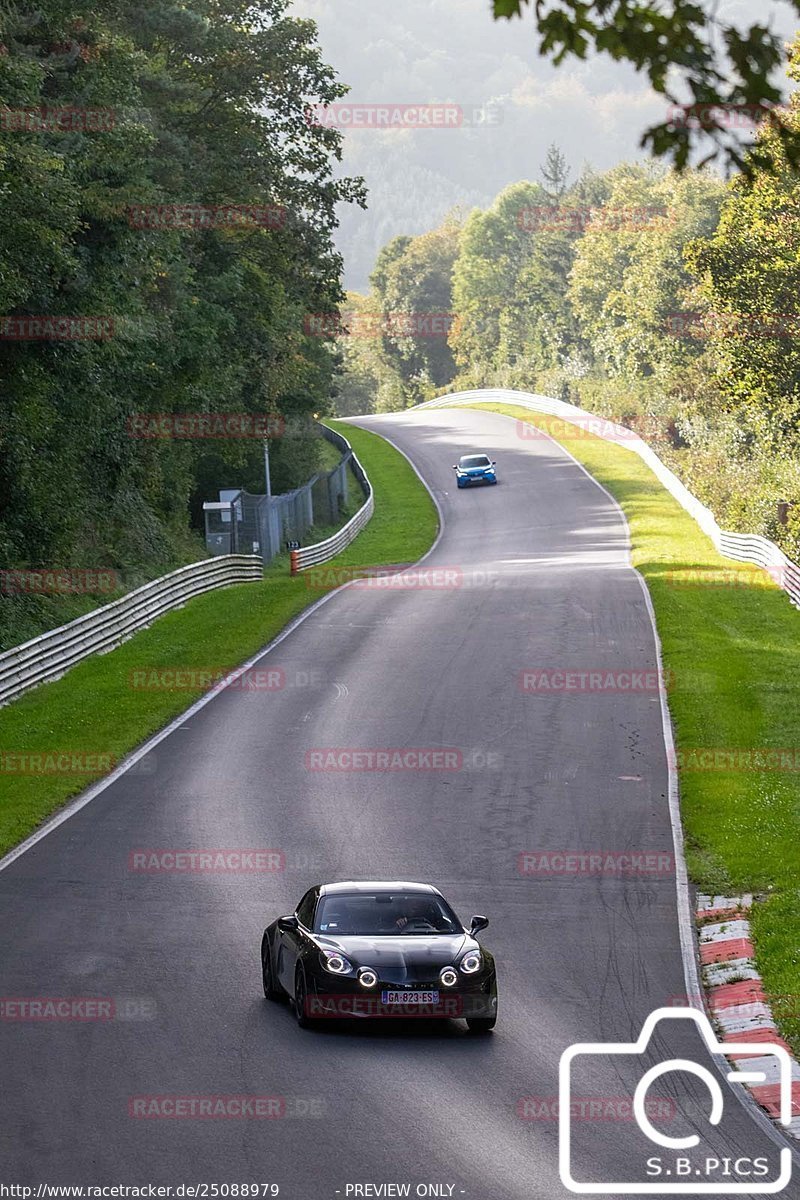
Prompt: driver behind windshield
<box><xmin>315</xmin><ymin>892</ymin><xmax>459</xmax><ymax>935</ymax></box>
<box><xmin>394</xmin><ymin>895</ymin><xmax>442</xmax><ymax>931</ymax></box>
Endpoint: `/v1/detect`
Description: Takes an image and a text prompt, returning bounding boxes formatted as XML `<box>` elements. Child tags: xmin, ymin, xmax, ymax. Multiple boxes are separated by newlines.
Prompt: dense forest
<box><xmin>3</xmin><ymin>0</ymin><xmax>799</xmax><ymax>651</ymax></box>
<box><xmin>0</xmin><ymin>0</ymin><xmax>363</xmax><ymax>645</ymax></box>
<box><xmin>335</xmin><ymin>42</ymin><xmax>800</xmax><ymax>562</ymax></box>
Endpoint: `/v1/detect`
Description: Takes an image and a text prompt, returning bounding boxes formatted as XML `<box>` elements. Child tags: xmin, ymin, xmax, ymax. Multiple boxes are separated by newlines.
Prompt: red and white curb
<box><xmin>697</xmin><ymin>893</ymin><xmax>800</xmax><ymax>1139</ymax></box>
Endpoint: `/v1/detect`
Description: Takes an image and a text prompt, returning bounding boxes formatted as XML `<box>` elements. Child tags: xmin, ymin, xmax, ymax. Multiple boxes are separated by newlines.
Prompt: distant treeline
<box><xmin>0</xmin><ymin>0</ymin><xmax>364</xmax><ymax>644</ymax></box>
<box><xmin>335</xmin><ymin>47</ymin><xmax>800</xmax><ymax>561</ymax></box>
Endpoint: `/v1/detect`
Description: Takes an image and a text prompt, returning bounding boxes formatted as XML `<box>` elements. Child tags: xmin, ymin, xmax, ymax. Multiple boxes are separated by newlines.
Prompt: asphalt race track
<box><xmin>1</xmin><ymin>407</ymin><xmax>797</xmax><ymax>1199</ymax></box>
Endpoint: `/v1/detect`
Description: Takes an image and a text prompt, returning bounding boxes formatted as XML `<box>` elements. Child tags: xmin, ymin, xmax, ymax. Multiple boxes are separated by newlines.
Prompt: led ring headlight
<box><xmin>440</xmin><ymin>967</ymin><xmax>459</xmax><ymax>988</ymax></box>
<box><xmin>322</xmin><ymin>951</ymin><xmax>352</xmax><ymax>975</ymax></box>
<box><xmin>358</xmin><ymin>968</ymin><xmax>378</xmax><ymax>988</ymax></box>
<box><xmin>460</xmin><ymin>951</ymin><xmax>482</xmax><ymax>974</ymax></box>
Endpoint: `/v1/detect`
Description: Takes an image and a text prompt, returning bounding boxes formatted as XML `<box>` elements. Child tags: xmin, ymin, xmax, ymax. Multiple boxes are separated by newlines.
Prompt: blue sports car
<box><xmin>453</xmin><ymin>453</ymin><xmax>497</xmax><ymax>488</ymax></box>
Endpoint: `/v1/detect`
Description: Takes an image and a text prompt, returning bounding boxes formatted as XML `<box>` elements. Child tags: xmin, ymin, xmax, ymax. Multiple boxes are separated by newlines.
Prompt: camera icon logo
<box><xmin>559</xmin><ymin>1007</ymin><xmax>793</xmax><ymax>1194</ymax></box>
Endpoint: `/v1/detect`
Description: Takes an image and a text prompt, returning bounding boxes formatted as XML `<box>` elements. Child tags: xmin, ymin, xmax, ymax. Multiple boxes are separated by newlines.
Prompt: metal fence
<box><xmin>290</xmin><ymin>428</ymin><xmax>374</xmax><ymax>573</ymax></box>
<box><xmin>419</xmin><ymin>388</ymin><xmax>800</xmax><ymax>610</ymax></box>
<box><xmin>204</xmin><ymin>425</ymin><xmax>356</xmax><ymax>564</ymax></box>
<box><xmin>0</xmin><ymin>555</ymin><xmax>263</xmax><ymax>707</ymax></box>
<box><xmin>1</xmin><ymin>424</ymin><xmax>372</xmax><ymax>706</ymax></box>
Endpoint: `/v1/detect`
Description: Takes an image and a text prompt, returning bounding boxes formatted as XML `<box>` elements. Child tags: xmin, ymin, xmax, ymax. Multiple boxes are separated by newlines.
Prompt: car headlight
<box><xmin>321</xmin><ymin>950</ymin><xmax>353</xmax><ymax>975</ymax></box>
<box><xmin>358</xmin><ymin>968</ymin><xmax>378</xmax><ymax>988</ymax></box>
<box><xmin>460</xmin><ymin>950</ymin><xmax>482</xmax><ymax>974</ymax></box>
<box><xmin>440</xmin><ymin>967</ymin><xmax>459</xmax><ymax>988</ymax></box>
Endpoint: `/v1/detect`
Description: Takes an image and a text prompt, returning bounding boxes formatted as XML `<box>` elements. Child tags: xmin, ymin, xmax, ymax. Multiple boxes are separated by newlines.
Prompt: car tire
<box><xmin>261</xmin><ymin>939</ymin><xmax>282</xmax><ymax>1001</ymax></box>
<box><xmin>466</xmin><ymin>1017</ymin><xmax>496</xmax><ymax>1033</ymax></box>
<box><xmin>293</xmin><ymin>967</ymin><xmax>315</xmax><ymax>1029</ymax></box>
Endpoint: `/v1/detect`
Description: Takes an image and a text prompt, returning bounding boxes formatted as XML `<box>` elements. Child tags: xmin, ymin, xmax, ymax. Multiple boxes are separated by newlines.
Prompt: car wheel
<box><xmin>261</xmin><ymin>940</ymin><xmax>282</xmax><ymax>1001</ymax></box>
<box><xmin>293</xmin><ymin>967</ymin><xmax>315</xmax><ymax>1029</ymax></box>
<box><xmin>466</xmin><ymin>1017</ymin><xmax>496</xmax><ymax>1033</ymax></box>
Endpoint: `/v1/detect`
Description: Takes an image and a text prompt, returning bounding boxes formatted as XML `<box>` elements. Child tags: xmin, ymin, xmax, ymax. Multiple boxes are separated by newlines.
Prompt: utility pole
<box><xmin>263</xmin><ymin>437</ymin><xmax>272</xmax><ymax>499</ymax></box>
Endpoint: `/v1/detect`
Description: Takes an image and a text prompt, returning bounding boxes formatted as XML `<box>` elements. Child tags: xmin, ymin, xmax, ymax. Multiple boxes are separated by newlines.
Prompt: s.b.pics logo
<box><xmin>559</xmin><ymin>1009</ymin><xmax>792</xmax><ymax>1193</ymax></box>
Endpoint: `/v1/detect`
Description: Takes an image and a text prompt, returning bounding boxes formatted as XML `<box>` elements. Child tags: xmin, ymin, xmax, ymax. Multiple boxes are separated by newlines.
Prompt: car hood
<box><xmin>460</xmin><ymin>465</ymin><xmax>492</xmax><ymax>473</ymax></box>
<box><xmin>315</xmin><ymin>932</ymin><xmax>470</xmax><ymax>970</ymax></box>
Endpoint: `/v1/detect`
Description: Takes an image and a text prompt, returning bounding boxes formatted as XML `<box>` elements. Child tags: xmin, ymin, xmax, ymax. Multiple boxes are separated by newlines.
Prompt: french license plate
<box><xmin>381</xmin><ymin>990</ymin><xmax>440</xmax><ymax>1005</ymax></box>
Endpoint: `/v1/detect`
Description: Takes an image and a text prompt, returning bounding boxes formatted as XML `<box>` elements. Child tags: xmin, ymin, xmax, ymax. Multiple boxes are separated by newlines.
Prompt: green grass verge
<box><xmin>316</xmin><ymin>433</ymin><xmax>346</xmax><ymax>474</ymax></box>
<box><xmin>458</xmin><ymin>401</ymin><xmax>800</xmax><ymax>1052</ymax></box>
<box><xmin>0</xmin><ymin>419</ymin><xmax>437</xmax><ymax>858</ymax></box>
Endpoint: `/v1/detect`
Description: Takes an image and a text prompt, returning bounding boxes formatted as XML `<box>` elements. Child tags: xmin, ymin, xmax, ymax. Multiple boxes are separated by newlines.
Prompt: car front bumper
<box><xmin>304</xmin><ymin>974</ymin><xmax>498</xmax><ymax>1020</ymax></box>
<box><xmin>457</xmin><ymin>473</ymin><xmax>496</xmax><ymax>487</ymax></box>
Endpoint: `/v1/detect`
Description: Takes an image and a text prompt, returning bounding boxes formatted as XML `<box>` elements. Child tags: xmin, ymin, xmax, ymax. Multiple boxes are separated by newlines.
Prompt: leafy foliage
<box><xmin>488</xmin><ymin>0</ymin><xmax>800</xmax><ymax>175</ymax></box>
<box><xmin>0</xmin><ymin>0</ymin><xmax>364</xmax><ymax>634</ymax></box>
<box><xmin>336</xmin><ymin>100</ymin><xmax>800</xmax><ymax>559</ymax></box>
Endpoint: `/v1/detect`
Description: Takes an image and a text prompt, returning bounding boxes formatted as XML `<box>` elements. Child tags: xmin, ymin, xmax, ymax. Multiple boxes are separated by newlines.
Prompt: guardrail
<box><xmin>419</xmin><ymin>388</ymin><xmax>800</xmax><ymax>610</ymax></box>
<box><xmin>290</xmin><ymin>428</ymin><xmax>373</xmax><ymax>573</ymax></box>
<box><xmin>0</xmin><ymin>554</ymin><xmax>263</xmax><ymax>707</ymax></box>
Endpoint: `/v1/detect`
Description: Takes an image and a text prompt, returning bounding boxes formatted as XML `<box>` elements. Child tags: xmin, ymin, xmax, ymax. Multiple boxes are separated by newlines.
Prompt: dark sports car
<box><xmin>261</xmin><ymin>880</ymin><xmax>498</xmax><ymax>1032</ymax></box>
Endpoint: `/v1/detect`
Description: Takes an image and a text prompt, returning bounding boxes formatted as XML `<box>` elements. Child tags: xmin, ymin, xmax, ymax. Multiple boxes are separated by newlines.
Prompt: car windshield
<box><xmin>314</xmin><ymin>892</ymin><xmax>462</xmax><ymax>936</ymax></box>
<box><xmin>459</xmin><ymin>455</ymin><xmax>491</xmax><ymax>468</ymax></box>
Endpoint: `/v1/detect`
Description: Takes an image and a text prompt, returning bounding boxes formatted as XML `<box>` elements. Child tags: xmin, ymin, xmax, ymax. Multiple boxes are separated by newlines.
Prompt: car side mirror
<box><xmin>452</xmin><ymin>464</ymin><xmax>457</xmax><ymax>470</ymax></box>
<box><xmin>491</xmin><ymin>461</ymin><xmax>496</xmax><ymax>466</ymax></box>
<box><xmin>469</xmin><ymin>914</ymin><xmax>489</xmax><ymax>935</ymax></box>
<box><xmin>278</xmin><ymin>914</ymin><xmax>299</xmax><ymax>932</ymax></box>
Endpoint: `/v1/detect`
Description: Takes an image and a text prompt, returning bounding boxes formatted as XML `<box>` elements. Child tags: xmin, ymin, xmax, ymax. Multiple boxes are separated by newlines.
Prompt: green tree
<box><xmin>685</xmin><ymin>35</ymin><xmax>800</xmax><ymax>464</ymax></box>
<box><xmin>489</xmin><ymin>0</ymin><xmax>800</xmax><ymax>174</ymax></box>
<box><xmin>569</xmin><ymin>167</ymin><xmax>725</xmax><ymax>380</ymax></box>
<box><xmin>0</xmin><ymin>0</ymin><xmax>364</xmax><ymax>609</ymax></box>
<box><xmin>450</xmin><ymin>179</ymin><xmax>592</xmax><ymax>387</ymax></box>
<box><xmin>357</xmin><ymin>218</ymin><xmax>461</xmax><ymax>408</ymax></box>
<box><xmin>540</xmin><ymin>143</ymin><xmax>571</xmax><ymax>203</ymax></box>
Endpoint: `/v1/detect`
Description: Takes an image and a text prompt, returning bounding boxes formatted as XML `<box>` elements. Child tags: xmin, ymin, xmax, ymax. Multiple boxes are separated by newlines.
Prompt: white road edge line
<box><xmin>0</xmin><ymin>418</ymin><xmax>443</xmax><ymax>878</ymax></box>
<box><xmin>3</xmin><ymin>407</ymin><xmax>796</xmax><ymax>1162</ymax></box>
<box><xmin>431</xmin><ymin>401</ymin><xmax>799</xmax><ymax>1161</ymax></box>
